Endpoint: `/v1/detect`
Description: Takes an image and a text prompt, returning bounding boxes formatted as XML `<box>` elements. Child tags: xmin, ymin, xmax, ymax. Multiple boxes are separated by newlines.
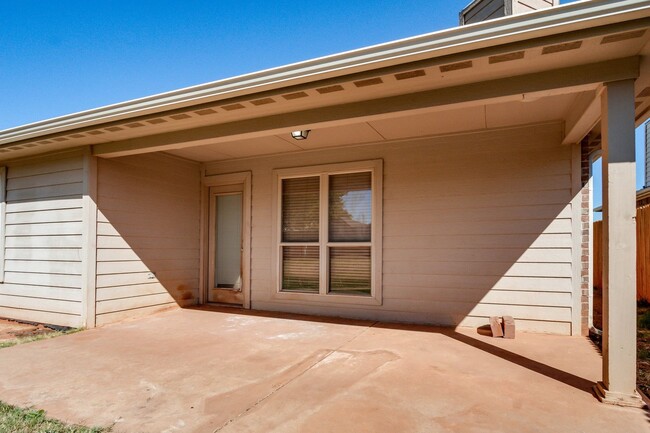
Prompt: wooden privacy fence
<box><xmin>593</xmin><ymin>204</ymin><xmax>650</xmax><ymax>300</ymax></box>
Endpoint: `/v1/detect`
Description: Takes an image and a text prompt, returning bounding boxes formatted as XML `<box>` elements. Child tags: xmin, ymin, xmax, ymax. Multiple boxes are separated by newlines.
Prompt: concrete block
<box><xmin>503</xmin><ymin>316</ymin><xmax>515</xmax><ymax>339</ymax></box>
<box><xmin>489</xmin><ymin>316</ymin><xmax>503</xmax><ymax>338</ymax></box>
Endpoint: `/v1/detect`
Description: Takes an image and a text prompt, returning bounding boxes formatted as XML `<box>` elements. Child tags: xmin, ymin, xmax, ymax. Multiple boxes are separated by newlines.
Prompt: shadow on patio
<box><xmin>0</xmin><ymin>306</ymin><xmax>645</xmax><ymax>433</ymax></box>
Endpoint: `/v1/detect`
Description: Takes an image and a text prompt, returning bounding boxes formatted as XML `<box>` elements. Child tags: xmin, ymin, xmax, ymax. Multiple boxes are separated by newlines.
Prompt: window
<box><xmin>273</xmin><ymin>160</ymin><xmax>382</xmax><ymax>304</ymax></box>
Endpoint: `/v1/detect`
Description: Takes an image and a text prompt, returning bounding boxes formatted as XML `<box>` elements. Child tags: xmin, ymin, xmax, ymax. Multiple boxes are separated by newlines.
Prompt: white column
<box><xmin>594</xmin><ymin>79</ymin><xmax>643</xmax><ymax>407</ymax></box>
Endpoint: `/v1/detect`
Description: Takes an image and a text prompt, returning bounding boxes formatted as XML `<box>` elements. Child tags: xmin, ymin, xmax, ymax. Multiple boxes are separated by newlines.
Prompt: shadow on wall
<box><xmin>94</xmin><ymin>153</ymin><xmax>201</xmax><ymax>326</ymax></box>
<box><xmin>197</xmin><ymin>122</ymin><xmax>578</xmax><ymax>335</ymax></box>
<box><xmin>82</xmin><ymin>121</ymin><xmax>581</xmax><ymax>334</ymax></box>
<box><xmin>376</xmin><ymin>123</ymin><xmax>577</xmax><ymax>334</ymax></box>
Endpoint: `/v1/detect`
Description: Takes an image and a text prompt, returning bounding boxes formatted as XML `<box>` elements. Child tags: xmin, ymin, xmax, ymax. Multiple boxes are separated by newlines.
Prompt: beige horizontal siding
<box><xmin>0</xmin><ymin>152</ymin><xmax>84</xmax><ymax>327</ymax></box>
<box><xmin>382</xmin><ymin>233</ymin><xmax>572</xmax><ymax>249</ymax></box>
<box><xmin>382</xmin><ymin>274</ymin><xmax>571</xmax><ymax>292</ymax></box>
<box><xmin>7</xmin><ymin>183</ymin><xmax>83</xmax><ymax>202</ymax></box>
<box><xmin>5</xmin><ymin>208</ymin><xmax>82</xmax><ymax>225</ymax></box>
<box><xmin>0</xmin><ymin>284</ymin><xmax>82</xmax><ymax>301</ymax></box>
<box><xmin>95</xmin><ymin>153</ymin><xmax>200</xmax><ymax>325</ymax></box>
<box><xmin>0</xmin><ymin>306</ymin><xmax>80</xmax><ymax>328</ymax></box>
<box><xmin>4</xmin><ymin>272</ymin><xmax>82</xmax><ymax>288</ymax></box>
<box><xmin>251</xmin><ymin>301</ymin><xmax>571</xmax><ymax>335</ymax></box>
<box><xmin>205</xmin><ymin>122</ymin><xmax>578</xmax><ymax>334</ymax></box>
<box><xmin>5</xmin><ymin>235</ymin><xmax>82</xmax><ymax>248</ymax></box>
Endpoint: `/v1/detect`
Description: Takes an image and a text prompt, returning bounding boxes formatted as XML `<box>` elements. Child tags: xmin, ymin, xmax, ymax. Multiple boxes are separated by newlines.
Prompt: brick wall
<box><xmin>580</xmin><ymin>137</ymin><xmax>601</xmax><ymax>334</ymax></box>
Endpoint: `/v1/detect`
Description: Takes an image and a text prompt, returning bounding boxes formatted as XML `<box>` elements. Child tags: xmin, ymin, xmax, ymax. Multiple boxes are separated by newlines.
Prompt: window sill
<box><xmin>271</xmin><ymin>290</ymin><xmax>382</xmax><ymax>306</ymax></box>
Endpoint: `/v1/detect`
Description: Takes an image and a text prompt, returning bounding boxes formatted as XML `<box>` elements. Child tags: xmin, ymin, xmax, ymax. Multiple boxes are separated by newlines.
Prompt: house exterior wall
<box><xmin>95</xmin><ymin>153</ymin><xmax>201</xmax><ymax>326</ymax></box>
<box><xmin>204</xmin><ymin>122</ymin><xmax>580</xmax><ymax>335</ymax></box>
<box><xmin>0</xmin><ymin>150</ymin><xmax>85</xmax><ymax>327</ymax></box>
<box><xmin>461</xmin><ymin>0</ymin><xmax>506</xmax><ymax>25</ymax></box>
<box><xmin>512</xmin><ymin>0</ymin><xmax>556</xmax><ymax>15</ymax></box>
<box><xmin>460</xmin><ymin>0</ymin><xmax>557</xmax><ymax>25</ymax></box>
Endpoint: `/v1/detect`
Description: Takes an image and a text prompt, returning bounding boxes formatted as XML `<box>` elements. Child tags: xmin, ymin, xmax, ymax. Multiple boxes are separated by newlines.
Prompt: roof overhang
<box><xmin>1</xmin><ymin>0</ymin><xmax>650</xmax><ymax>161</ymax></box>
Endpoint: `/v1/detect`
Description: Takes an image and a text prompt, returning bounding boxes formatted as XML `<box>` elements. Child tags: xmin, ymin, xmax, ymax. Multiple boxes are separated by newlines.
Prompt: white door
<box><xmin>208</xmin><ymin>185</ymin><xmax>244</xmax><ymax>305</ymax></box>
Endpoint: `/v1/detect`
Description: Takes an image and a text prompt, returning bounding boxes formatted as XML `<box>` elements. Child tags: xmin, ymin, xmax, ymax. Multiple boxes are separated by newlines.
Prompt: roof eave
<box><xmin>1</xmin><ymin>0</ymin><xmax>649</xmax><ymax>146</ymax></box>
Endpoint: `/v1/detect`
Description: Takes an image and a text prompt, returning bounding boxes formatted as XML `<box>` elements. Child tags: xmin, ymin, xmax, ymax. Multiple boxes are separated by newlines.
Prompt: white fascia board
<box><xmin>1</xmin><ymin>0</ymin><xmax>650</xmax><ymax>146</ymax></box>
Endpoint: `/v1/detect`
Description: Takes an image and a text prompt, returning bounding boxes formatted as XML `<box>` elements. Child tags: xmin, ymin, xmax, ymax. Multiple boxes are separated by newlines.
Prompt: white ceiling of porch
<box><xmin>163</xmin><ymin>92</ymin><xmax>579</xmax><ymax>162</ymax></box>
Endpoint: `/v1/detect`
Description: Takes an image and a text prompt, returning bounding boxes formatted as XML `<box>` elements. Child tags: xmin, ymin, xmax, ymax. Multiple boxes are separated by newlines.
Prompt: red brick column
<box><xmin>580</xmin><ymin>137</ymin><xmax>601</xmax><ymax>335</ymax></box>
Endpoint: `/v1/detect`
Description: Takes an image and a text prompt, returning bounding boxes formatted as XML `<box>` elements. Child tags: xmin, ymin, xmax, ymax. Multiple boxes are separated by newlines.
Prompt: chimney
<box><xmin>460</xmin><ymin>0</ymin><xmax>559</xmax><ymax>26</ymax></box>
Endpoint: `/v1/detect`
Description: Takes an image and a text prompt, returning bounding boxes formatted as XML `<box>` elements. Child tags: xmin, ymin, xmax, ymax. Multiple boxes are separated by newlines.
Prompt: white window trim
<box><xmin>271</xmin><ymin>159</ymin><xmax>383</xmax><ymax>306</ymax></box>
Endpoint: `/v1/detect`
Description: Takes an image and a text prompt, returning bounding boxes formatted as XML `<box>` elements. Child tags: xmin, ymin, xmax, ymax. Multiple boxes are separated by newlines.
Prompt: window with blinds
<box><xmin>282</xmin><ymin>176</ymin><xmax>319</xmax><ymax>242</ymax></box>
<box><xmin>278</xmin><ymin>167</ymin><xmax>375</xmax><ymax>297</ymax></box>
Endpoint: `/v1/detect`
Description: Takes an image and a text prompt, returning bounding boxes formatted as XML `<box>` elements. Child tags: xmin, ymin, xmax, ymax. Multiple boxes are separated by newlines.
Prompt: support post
<box><xmin>594</xmin><ymin>79</ymin><xmax>643</xmax><ymax>407</ymax></box>
<box><xmin>81</xmin><ymin>148</ymin><xmax>98</xmax><ymax>328</ymax></box>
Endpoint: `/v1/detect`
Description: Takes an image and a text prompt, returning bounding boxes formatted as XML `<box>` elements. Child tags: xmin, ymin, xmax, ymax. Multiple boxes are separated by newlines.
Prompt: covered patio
<box><xmin>0</xmin><ymin>0</ymin><xmax>649</xmax><ymax>418</ymax></box>
<box><xmin>0</xmin><ymin>307</ymin><xmax>646</xmax><ymax>432</ymax></box>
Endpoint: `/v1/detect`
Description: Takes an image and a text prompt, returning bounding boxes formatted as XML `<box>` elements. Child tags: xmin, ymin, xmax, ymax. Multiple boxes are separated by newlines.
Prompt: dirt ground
<box><xmin>0</xmin><ymin>318</ymin><xmax>57</xmax><ymax>343</ymax></box>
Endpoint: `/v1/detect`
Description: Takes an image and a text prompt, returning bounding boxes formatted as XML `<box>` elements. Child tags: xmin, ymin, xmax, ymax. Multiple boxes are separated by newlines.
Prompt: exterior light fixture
<box><xmin>291</xmin><ymin>130</ymin><xmax>310</xmax><ymax>140</ymax></box>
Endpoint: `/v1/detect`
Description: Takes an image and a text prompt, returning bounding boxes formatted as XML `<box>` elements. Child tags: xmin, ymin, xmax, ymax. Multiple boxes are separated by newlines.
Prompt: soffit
<box><xmin>1</xmin><ymin>21</ymin><xmax>649</xmax><ymax>161</ymax></box>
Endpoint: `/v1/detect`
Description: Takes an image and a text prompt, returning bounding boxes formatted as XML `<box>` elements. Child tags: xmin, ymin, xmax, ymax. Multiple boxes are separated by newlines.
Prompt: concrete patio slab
<box><xmin>0</xmin><ymin>306</ymin><xmax>647</xmax><ymax>432</ymax></box>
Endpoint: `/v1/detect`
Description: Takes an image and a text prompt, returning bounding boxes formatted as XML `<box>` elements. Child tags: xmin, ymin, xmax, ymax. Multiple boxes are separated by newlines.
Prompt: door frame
<box><xmin>201</xmin><ymin>171</ymin><xmax>252</xmax><ymax>308</ymax></box>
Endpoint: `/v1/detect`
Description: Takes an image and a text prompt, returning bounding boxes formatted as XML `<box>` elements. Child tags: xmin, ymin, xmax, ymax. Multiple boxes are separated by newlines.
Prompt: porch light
<box><xmin>291</xmin><ymin>130</ymin><xmax>310</xmax><ymax>140</ymax></box>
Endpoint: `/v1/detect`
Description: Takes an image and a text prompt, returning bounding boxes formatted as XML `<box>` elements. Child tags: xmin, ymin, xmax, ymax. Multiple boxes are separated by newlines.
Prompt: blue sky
<box><xmin>1</xmin><ymin>0</ymin><xmax>497</xmax><ymax>129</ymax></box>
<box><xmin>0</xmin><ymin>0</ymin><xmax>645</xmax><ymax>195</ymax></box>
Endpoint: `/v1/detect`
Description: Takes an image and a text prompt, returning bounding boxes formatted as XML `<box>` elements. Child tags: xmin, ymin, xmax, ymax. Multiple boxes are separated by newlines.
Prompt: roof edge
<box><xmin>1</xmin><ymin>0</ymin><xmax>649</xmax><ymax>146</ymax></box>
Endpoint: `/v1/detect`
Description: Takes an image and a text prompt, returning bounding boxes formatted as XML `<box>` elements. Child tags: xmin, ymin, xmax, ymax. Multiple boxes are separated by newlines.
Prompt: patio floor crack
<box><xmin>212</xmin><ymin>321</ymin><xmax>378</xmax><ymax>432</ymax></box>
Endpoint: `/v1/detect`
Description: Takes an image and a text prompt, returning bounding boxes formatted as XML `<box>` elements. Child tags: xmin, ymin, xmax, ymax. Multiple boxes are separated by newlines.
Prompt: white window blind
<box><xmin>282</xmin><ymin>176</ymin><xmax>319</xmax><ymax>242</ymax></box>
<box><xmin>329</xmin><ymin>247</ymin><xmax>371</xmax><ymax>295</ymax></box>
<box><xmin>282</xmin><ymin>245</ymin><xmax>319</xmax><ymax>293</ymax></box>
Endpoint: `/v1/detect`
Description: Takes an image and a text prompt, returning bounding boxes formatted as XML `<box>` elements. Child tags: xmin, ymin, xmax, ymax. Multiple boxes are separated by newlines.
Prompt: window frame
<box><xmin>271</xmin><ymin>159</ymin><xmax>383</xmax><ymax>306</ymax></box>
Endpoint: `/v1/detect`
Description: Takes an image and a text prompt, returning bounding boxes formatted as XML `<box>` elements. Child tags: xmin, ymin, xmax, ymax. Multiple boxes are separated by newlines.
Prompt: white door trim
<box><xmin>202</xmin><ymin>171</ymin><xmax>252</xmax><ymax>309</ymax></box>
